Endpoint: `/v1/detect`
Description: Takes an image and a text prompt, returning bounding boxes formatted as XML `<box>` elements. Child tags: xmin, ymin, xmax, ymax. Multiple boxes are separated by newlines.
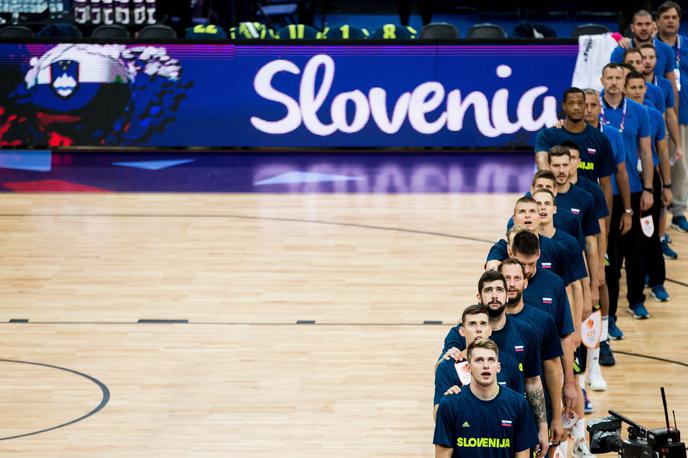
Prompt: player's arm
<box><xmin>639</xmin><ymin>136</ymin><xmax>654</xmax><ymax>211</ymax></box>
<box><xmin>666</xmin><ymin>69</ymin><xmax>679</xmax><ymax>116</ymax></box>
<box><xmin>666</xmin><ymin>106</ymin><xmax>682</xmax><ymax>158</ymax></box>
<box><xmin>524</xmin><ymin>376</ymin><xmax>549</xmax><ymax>457</ymax></box>
<box><xmin>614</xmin><ymin>160</ymin><xmax>633</xmax><ymax>234</ymax></box>
<box><xmin>535</xmin><ymin>151</ymin><xmax>550</xmax><ymax>170</ymax></box>
<box><xmin>599</xmin><ymin>175</ymin><xmax>613</xmax><ymax>215</ymax></box>
<box><xmin>658</xmin><ymin>138</ymin><xmax>673</xmax><ymax>207</ymax></box>
<box><xmin>597</xmin><ymin>224</ymin><xmax>607</xmax><ymax>286</ymax></box>
<box><xmin>584</xmin><ymin>235</ymin><xmax>598</xmax><ymax>313</ymax></box>
<box><xmin>515</xmin><ymin>451</ymin><xmax>531</xmax><ymax>458</ymax></box>
<box><xmin>561</xmin><ymin>333</ymin><xmax>577</xmax><ymax>410</ymax></box>
<box><xmin>543</xmin><ymin>358</ymin><xmax>564</xmax><ymax>445</ymax></box>
<box><xmin>435</xmin><ymin>446</ymin><xmax>453</xmax><ymax>458</ymax></box>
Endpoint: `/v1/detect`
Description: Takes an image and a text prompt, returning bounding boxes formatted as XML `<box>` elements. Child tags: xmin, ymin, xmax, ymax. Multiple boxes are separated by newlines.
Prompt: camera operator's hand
<box><xmin>549</xmin><ymin>417</ymin><xmax>564</xmax><ymax>448</ymax></box>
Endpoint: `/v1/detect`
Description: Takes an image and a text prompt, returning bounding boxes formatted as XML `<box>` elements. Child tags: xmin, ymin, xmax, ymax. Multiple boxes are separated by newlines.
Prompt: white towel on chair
<box><xmin>571</xmin><ymin>33</ymin><xmax>619</xmax><ymax>91</ymax></box>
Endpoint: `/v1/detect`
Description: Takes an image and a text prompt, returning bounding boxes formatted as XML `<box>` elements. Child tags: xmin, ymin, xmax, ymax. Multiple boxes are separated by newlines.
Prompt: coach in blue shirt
<box><xmin>657</xmin><ymin>1</ymin><xmax>688</xmax><ymax>231</ymax></box>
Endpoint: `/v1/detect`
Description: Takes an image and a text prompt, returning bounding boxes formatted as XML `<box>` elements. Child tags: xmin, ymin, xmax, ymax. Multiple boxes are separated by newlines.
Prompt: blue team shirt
<box><xmin>486</xmin><ymin>236</ymin><xmax>574</xmax><ymax>285</ymax></box>
<box><xmin>600</xmin><ymin>96</ymin><xmax>650</xmax><ymax>176</ymax></box>
<box><xmin>576</xmin><ymin>177</ymin><xmax>609</xmax><ymax>219</ymax></box>
<box><xmin>644</xmin><ymin>82</ymin><xmax>667</xmax><ymax>114</ymax></box>
<box><xmin>555</xmin><ymin>185</ymin><xmax>601</xmax><ymax>236</ymax></box>
<box><xmin>610</xmin><ymin>37</ymin><xmax>675</xmax><ymax>80</ymax></box>
<box><xmin>653</xmin><ymin>75</ymin><xmax>675</xmax><ymax>109</ymax></box>
<box><xmin>534</xmin><ymin>124</ymin><xmax>617</xmax><ymax>182</ymax></box>
<box><xmin>646</xmin><ymin>104</ymin><xmax>667</xmax><ymax>166</ymax></box>
<box><xmin>523</xmin><ymin>266</ymin><xmax>575</xmax><ymax>338</ymax></box>
<box><xmin>657</xmin><ymin>34</ymin><xmax>688</xmax><ymax>124</ymax></box>
<box><xmin>441</xmin><ymin>317</ymin><xmax>541</xmax><ymax>379</ymax></box>
<box><xmin>603</xmin><ymin>123</ymin><xmax>640</xmax><ymax>195</ymax></box>
<box><xmin>434</xmin><ymin>351</ymin><xmax>524</xmax><ymax>405</ymax></box>
<box><xmin>434</xmin><ymin>385</ymin><xmax>539</xmax><ymax>457</ymax></box>
<box><xmin>552</xmin><ymin>229</ymin><xmax>588</xmax><ymax>281</ymax></box>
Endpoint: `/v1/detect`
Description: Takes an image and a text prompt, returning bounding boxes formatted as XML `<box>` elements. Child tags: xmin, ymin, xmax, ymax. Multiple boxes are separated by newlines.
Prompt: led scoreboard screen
<box><xmin>0</xmin><ymin>42</ymin><xmax>578</xmax><ymax>148</ymax></box>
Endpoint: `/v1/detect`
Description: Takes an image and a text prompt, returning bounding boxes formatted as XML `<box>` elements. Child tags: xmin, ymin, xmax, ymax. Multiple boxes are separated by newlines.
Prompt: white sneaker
<box><xmin>573</xmin><ymin>438</ymin><xmax>597</xmax><ymax>457</ymax></box>
<box><xmin>587</xmin><ymin>365</ymin><xmax>608</xmax><ymax>391</ymax></box>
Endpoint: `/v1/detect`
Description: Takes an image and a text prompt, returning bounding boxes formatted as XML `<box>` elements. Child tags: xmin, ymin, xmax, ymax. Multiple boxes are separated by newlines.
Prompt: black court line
<box><xmin>0</xmin><ymin>359</ymin><xmax>110</xmax><ymax>441</ymax></box>
<box><xmin>614</xmin><ymin>351</ymin><xmax>688</xmax><ymax>368</ymax></box>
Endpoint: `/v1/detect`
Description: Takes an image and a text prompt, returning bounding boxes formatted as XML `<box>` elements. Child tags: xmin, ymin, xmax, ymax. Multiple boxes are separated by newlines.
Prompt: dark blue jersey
<box><xmin>434</xmin><ymin>385</ymin><xmax>539</xmax><ymax>457</ymax></box>
<box><xmin>575</xmin><ymin>177</ymin><xmax>609</xmax><ymax>219</ymax></box>
<box><xmin>534</xmin><ymin>124</ymin><xmax>617</xmax><ymax>182</ymax></box>
<box><xmin>441</xmin><ymin>318</ymin><xmax>541</xmax><ymax>380</ymax></box>
<box><xmin>555</xmin><ymin>184</ymin><xmax>600</xmax><ymax>237</ymax></box>
<box><xmin>523</xmin><ymin>267</ymin><xmax>574</xmax><ymax>338</ymax></box>
<box><xmin>434</xmin><ymin>351</ymin><xmax>524</xmax><ymax>405</ymax></box>
<box><xmin>552</xmin><ymin>229</ymin><xmax>588</xmax><ymax>281</ymax></box>
<box><xmin>486</xmin><ymin>236</ymin><xmax>574</xmax><ymax>285</ymax></box>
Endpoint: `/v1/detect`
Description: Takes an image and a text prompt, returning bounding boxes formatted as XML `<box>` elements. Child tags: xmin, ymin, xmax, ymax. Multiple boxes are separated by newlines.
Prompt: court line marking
<box><xmin>0</xmin><ymin>359</ymin><xmax>110</xmax><ymax>441</ymax></box>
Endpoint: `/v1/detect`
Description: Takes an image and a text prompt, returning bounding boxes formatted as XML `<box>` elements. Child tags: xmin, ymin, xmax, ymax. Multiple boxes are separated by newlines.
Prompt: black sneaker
<box><xmin>599</xmin><ymin>340</ymin><xmax>615</xmax><ymax>366</ymax></box>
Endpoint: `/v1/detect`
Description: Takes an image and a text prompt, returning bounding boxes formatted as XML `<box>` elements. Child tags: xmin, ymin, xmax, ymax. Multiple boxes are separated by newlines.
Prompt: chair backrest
<box><xmin>229</xmin><ymin>22</ymin><xmax>273</xmax><ymax>40</ymax></box>
<box><xmin>420</xmin><ymin>23</ymin><xmax>459</xmax><ymax>40</ymax></box>
<box><xmin>323</xmin><ymin>25</ymin><xmax>369</xmax><ymax>39</ymax></box>
<box><xmin>370</xmin><ymin>24</ymin><xmax>417</xmax><ymax>40</ymax></box>
<box><xmin>276</xmin><ymin>24</ymin><xmax>321</xmax><ymax>39</ymax></box>
<box><xmin>0</xmin><ymin>25</ymin><xmax>34</xmax><ymax>38</ymax></box>
<box><xmin>467</xmin><ymin>23</ymin><xmax>507</xmax><ymax>39</ymax></box>
<box><xmin>37</xmin><ymin>23</ymin><xmax>83</xmax><ymax>38</ymax></box>
<box><xmin>185</xmin><ymin>24</ymin><xmax>228</xmax><ymax>40</ymax></box>
<box><xmin>92</xmin><ymin>24</ymin><xmax>131</xmax><ymax>39</ymax></box>
<box><xmin>138</xmin><ymin>24</ymin><xmax>177</xmax><ymax>40</ymax></box>
<box><xmin>572</xmin><ymin>23</ymin><xmax>610</xmax><ymax>38</ymax></box>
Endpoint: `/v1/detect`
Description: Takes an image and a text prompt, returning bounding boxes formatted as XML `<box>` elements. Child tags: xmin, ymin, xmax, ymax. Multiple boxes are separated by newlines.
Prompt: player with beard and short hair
<box><xmin>499</xmin><ymin>258</ymin><xmax>565</xmax><ymax>447</ymax></box>
<box><xmin>439</xmin><ymin>270</ymin><xmax>548</xmax><ymax>457</ymax></box>
<box><xmin>434</xmin><ymin>339</ymin><xmax>539</xmax><ymax>458</ymax></box>
<box><xmin>433</xmin><ymin>303</ymin><xmax>524</xmax><ymax>420</ymax></box>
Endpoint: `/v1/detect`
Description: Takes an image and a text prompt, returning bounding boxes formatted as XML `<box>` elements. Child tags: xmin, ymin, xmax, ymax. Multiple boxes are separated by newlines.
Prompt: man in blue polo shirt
<box><xmin>657</xmin><ymin>1</ymin><xmax>688</xmax><ymax>232</ymax></box>
<box><xmin>434</xmin><ymin>339</ymin><xmax>539</xmax><ymax>458</ymax></box>
<box><xmin>499</xmin><ymin>258</ymin><xmax>564</xmax><ymax>446</ymax></box>
<box><xmin>626</xmin><ymin>71</ymin><xmax>674</xmax><ymax>304</ymax></box>
<box><xmin>439</xmin><ymin>270</ymin><xmax>548</xmax><ymax>456</ymax></box>
<box><xmin>583</xmin><ymin>88</ymin><xmax>631</xmax><ymax>354</ymax></box>
<box><xmin>610</xmin><ymin>10</ymin><xmax>677</xmax><ymax>93</ymax></box>
<box><xmin>640</xmin><ymin>42</ymin><xmax>682</xmax><ymax>259</ymax></box>
<box><xmin>434</xmin><ymin>304</ymin><xmax>524</xmax><ymax>420</ymax></box>
<box><xmin>623</xmin><ymin>50</ymin><xmax>667</xmax><ymax>113</ymax></box>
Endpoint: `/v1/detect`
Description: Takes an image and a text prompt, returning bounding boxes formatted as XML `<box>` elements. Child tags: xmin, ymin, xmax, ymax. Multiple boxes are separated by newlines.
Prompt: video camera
<box><xmin>587</xmin><ymin>387</ymin><xmax>686</xmax><ymax>458</ymax></box>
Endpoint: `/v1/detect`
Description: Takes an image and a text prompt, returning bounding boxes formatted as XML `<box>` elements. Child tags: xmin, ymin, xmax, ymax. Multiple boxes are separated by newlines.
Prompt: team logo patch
<box><xmin>541</xmin><ymin>262</ymin><xmax>552</xmax><ymax>269</ymax></box>
<box><xmin>462</xmin><ymin>421</ymin><xmax>471</xmax><ymax>428</ymax></box>
<box><xmin>514</xmin><ymin>345</ymin><xmax>524</xmax><ymax>352</ymax></box>
<box><xmin>571</xmin><ymin>208</ymin><xmax>581</xmax><ymax>215</ymax></box>
<box><xmin>587</xmin><ymin>148</ymin><xmax>597</xmax><ymax>155</ymax></box>
<box><xmin>51</xmin><ymin>60</ymin><xmax>79</xmax><ymax>98</ymax></box>
<box><xmin>543</xmin><ymin>297</ymin><xmax>553</xmax><ymax>304</ymax></box>
<box><xmin>501</xmin><ymin>420</ymin><xmax>513</xmax><ymax>427</ymax></box>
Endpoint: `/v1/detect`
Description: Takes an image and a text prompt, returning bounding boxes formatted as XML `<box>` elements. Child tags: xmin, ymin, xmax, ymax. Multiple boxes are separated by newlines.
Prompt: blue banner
<box><xmin>0</xmin><ymin>42</ymin><xmax>578</xmax><ymax>148</ymax></box>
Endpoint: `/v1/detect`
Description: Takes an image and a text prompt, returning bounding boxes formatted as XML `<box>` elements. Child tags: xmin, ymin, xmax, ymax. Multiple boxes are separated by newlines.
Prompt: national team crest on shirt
<box><xmin>543</xmin><ymin>297</ymin><xmax>553</xmax><ymax>304</ymax></box>
<box><xmin>587</xmin><ymin>148</ymin><xmax>597</xmax><ymax>155</ymax></box>
<box><xmin>541</xmin><ymin>262</ymin><xmax>552</xmax><ymax>269</ymax></box>
<box><xmin>514</xmin><ymin>345</ymin><xmax>524</xmax><ymax>352</ymax></box>
<box><xmin>501</xmin><ymin>420</ymin><xmax>513</xmax><ymax>427</ymax></box>
<box><xmin>571</xmin><ymin>208</ymin><xmax>581</xmax><ymax>215</ymax></box>
<box><xmin>50</xmin><ymin>60</ymin><xmax>79</xmax><ymax>98</ymax></box>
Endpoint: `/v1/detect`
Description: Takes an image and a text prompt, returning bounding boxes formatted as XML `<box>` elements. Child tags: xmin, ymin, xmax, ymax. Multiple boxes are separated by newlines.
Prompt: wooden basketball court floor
<box><xmin>0</xmin><ymin>193</ymin><xmax>685</xmax><ymax>457</ymax></box>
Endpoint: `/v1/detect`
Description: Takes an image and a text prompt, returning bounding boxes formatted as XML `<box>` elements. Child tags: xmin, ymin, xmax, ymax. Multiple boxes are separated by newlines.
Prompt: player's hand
<box><xmin>598</xmin><ymin>264</ymin><xmax>606</xmax><ymax>287</ymax></box>
<box><xmin>562</xmin><ymin>381</ymin><xmax>578</xmax><ymax>410</ymax></box>
<box><xmin>444</xmin><ymin>385</ymin><xmax>461</xmax><ymax>396</ymax></box>
<box><xmin>663</xmin><ymin>188</ymin><xmax>673</xmax><ymax>207</ymax></box>
<box><xmin>675</xmin><ymin>145</ymin><xmax>683</xmax><ymax>162</ymax></box>
<box><xmin>641</xmin><ymin>191</ymin><xmax>654</xmax><ymax>211</ymax></box>
<box><xmin>618</xmin><ymin>37</ymin><xmax>632</xmax><ymax>49</ymax></box>
<box><xmin>553</xmin><ymin>119</ymin><xmax>566</xmax><ymax>129</ymax></box>
<box><xmin>587</xmin><ymin>290</ymin><xmax>597</xmax><ymax>318</ymax></box>
<box><xmin>620</xmin><ymin>212</ymin><xmax>632</xmax><ymax>235</ymax></box>
<box><xmin>549</xmin><ymin>417</ymin><xmax>565</xmax><ymax>449</ymax></box>
<box><xmin>442</xmin><ymin>347</ymin><xmax>464</xmax><ymax>362</ymax></box>
<box><xmin>536</xmin><ymin>428</ymin><xmax>550</xmax><ymax>457</ymax></box>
